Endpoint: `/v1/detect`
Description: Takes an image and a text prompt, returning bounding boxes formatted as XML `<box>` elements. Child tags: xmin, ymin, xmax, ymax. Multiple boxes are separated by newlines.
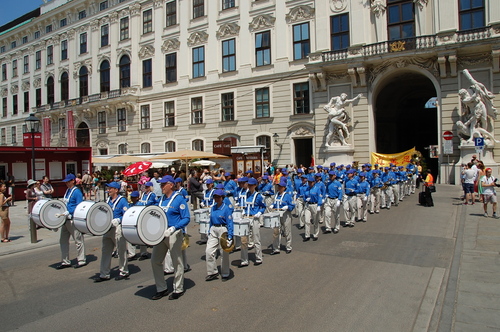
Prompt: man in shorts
<box><xmin>481</xmin><ymin>168</ymin><xmax>497</xmax><ymax>218</ymax></box>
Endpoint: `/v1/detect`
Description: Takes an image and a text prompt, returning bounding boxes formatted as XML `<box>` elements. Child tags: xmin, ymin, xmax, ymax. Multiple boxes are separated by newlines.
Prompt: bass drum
<box><xmin>122</xmin><ymin>205</ymin><xmax>167</xmax><ymax>246</ymax></box>
<box><xmin>31</xmin><ymin>199</ymin><xmax>67</xmax><ymax>229</ymax></box>
<box><xmin>73</xmin><ymin>201</ymin><xmax>113</xmax><ymax>236</ymax></box>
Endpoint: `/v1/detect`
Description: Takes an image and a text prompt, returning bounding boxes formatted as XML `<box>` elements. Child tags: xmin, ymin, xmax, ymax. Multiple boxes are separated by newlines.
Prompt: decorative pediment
<box><xmin>73</xmin><ymin>59</ymin><xmax>93</xmax><ymax>79</ymax></box>
<box><xmin>161</xmin><ymin>38</ymin><xmax>180</xmax><ymax>53</ymax></box>
<box><xmin>10</xmin><ymin>84</ymin><xmax>19</xmax><ymax>94</ymax></box>
<box><xmin>1</xmin><ymin>88</ymin><xmax>8</xmax><ymax>97</ymax></box>
<box><xmin>154</xmin><ymin>0</ymin><xmax>163</xmax><ymax>8</ymax></box>
<box><xmin>109</xmin><ymin>12</ymin><xmax>118</xmax><ymax>22</ymax></box>
<box><xmin>330</xmin><ymin>0</ymin><xmax>347</xmax><ymax>12</ymax></box>
<box><xmin>285</xmin><ymin>5</ymin><xmax>315</xmax><ymax>24</ymax></box>
<box><xmin>216</xmin><ymin>23</ymin><xmax>240</xmax><ymax>40</ymax></box>
<box><xmin>187</xmin><ymin>31</ymin><xmax>209</xmax><ymax>47</ymax></box>
<box><xmin>130</xmin><ymin>3</ymin><xmax>142</xmax><ymax>16</ymax></box>
<box><xmin>120</xmin><ymin>9</ymin><xmax>130</xmax><ymax>17</ymax></box>
<box><xmin>91</xmin><ymin>20</ymin><xmax>100</xmax><ymax>31</ymax></box>
<box><xmin>370</xmin><ymin>0</ymin><xmax>386</xmax><ymax>18</ymax></box>
<box><xmin>58</xmin><ymin>66</ymin><xmax>69</xmax><ymax>75</ymax></box>
<box><xmin>44</xmin><ymin>70</ymin><xmax>54</xmax><ymax>79</ymax></box>
<box><xmin>138</xmin><ymin>45</ymin><xmax>155</xmax><ymax>59</ymax></box>
<box><xmin>98</xmin><ymin>54</ymin><xmax>111</xmax><ymax>66</ymax></box>
<box><xmin>249</xmin><ymin>15</ymin><xmax>275</xmax><ymax>32</ymax></box>
<box><xmin>96</xmin><ymin>138</ymin><xmax>110</xmax><ymax>149</ymax></box>
<box><xmin>33</xmin><ymin>78</ymin><xmax>41</xmax><ymax>88</ymax></box>
<box><xmin>77</xmin><ymin>24</ymin><xmax>89</xmax><ymax>33</ymax></box>
<box><xmin>21</xmin><ymin>81</ymin><xmax>30</xmax><ymax>91</ymax></box>
<box><xmin>116</xmin><ymin>48</ymin><xmax>131</xmax><ymax>66</ymax></box>
<box><xmin>295</xmin><ymin>127</ymin><xmax>313</xmax><ymax>136</ymax></box>
<box><xmin>100</xmin><ymin>16</ymin><xmax>109</xmax><ymax>24</ymax></box>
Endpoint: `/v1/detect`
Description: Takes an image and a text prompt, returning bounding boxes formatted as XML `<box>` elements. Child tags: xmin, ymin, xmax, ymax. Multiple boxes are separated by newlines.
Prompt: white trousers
<box><xmin>324</xmin><ymin>198</ymin><xmax>341</xmax><ymax>231</ymax></box>
<box><xmin>272</xmin><ymin>210</ymin><xmax>292</xmax><ymax>251</ymax></box>
<box><xmin>241</xmin><ymin>216</ymin><xmax>262</xmax><ymax>264</ymax></box>
<box><xmin>60</xmin><ymin>219</ymin><xmax>86</xmax><ymax>265</ymax></box>
<box><xmin>151</xmin><ymin>230</ymin><xmax>184</xmax><ymax>293</ymax></box>
<box><xmin>343</xmin><ymin>196</ymin><xmax>357</xmax><ymax>224</ymax></box>
<box><xmin>357</xmin><ymin>194</ymin><xmax>368</xmax><ymax>221</ymax></box>
<box><xmin>100</xmin><ymin>224</ymin><xmax>128</xmax><ymax>278</ymax></box>
<box><xmin>369</xmin><ymin>188</ymin><xmax>381</xmax><ymax>212</ymax></box>
<box><xmin>205</xmin><ymin>226</ymin><xmax>230</xmax><ymax>277</ymax></box>
<box><xmin>303</xmin><ymin>203</ymin><xmax>320</xmax><ymax>238</ymax></box>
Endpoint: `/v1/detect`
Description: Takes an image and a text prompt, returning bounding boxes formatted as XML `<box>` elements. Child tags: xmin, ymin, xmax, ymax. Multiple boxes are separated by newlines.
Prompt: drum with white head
<box><xmin>232</xmin><ymin>209</ymin><xmax>244</xmax><ymax>220</ymax></box>
<box><xmin>263</xmin><ymin>212</ymin><xmax>281</xmax><ymax>228</ymax></box>
<box><xmin>194</xmin><ymin>208</ymin><xmax>210</xmax><ymax>223</ymax></box>
<box><xmin>31</xmin><ymin>199</ymin><xmax>67</xmax><ymax>229</ymax></box>
<box><xmin>199</xmin><ymin>218</ymin><xmax>210</xmax><ymax>234</ymax></box>
<box><xmin>233</xmin><ymin>218</ymin><xmax>251</xmax><ymax>237</ymax></box>
<box><xmin>73</xmin><ymin>201</ymin><xmax>112</xmax><ymax>235</ymax></box>
<box><xmin>122</xmin><ymin>205</ymin><xmax>167</xmax><ymax>246</ymax></box>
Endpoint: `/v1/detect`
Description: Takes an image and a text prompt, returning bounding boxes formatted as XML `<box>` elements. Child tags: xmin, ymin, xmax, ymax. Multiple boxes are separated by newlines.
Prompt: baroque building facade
<box><xmin>0</xmin><ymin>0</ymin><xmax>499</xmax><ymax>184</ymax></box>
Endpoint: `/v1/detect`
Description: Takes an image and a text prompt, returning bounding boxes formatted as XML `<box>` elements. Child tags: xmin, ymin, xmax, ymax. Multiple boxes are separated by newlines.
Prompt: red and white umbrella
<box><xmin>123</xmin><ymin>161</ymin><xmax>153</xmax><ymax>176</ymax></box>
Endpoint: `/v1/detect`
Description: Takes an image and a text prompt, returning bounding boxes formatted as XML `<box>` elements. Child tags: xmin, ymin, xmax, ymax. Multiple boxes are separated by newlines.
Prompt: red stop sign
<box><xmin>443</xmin><ymin>131</ymin><xmax>453</xmax><ymax>140</ymax></box>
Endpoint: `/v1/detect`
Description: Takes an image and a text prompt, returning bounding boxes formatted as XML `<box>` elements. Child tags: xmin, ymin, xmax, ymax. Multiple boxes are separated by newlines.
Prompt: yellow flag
<box><xmin>370</xmin><ymin>147</ymin><xmax>416</xmax><ymax>168</ymax></box>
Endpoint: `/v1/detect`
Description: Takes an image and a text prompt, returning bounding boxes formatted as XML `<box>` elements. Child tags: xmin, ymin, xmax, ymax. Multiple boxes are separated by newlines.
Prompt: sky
<box><xmin>0</xmin><ymin>0</ymin><xmax>45</xmax><ymax>27</ymax></box>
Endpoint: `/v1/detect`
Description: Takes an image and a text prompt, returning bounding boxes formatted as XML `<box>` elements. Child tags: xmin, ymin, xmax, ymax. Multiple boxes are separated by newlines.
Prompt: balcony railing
<box><xmin>33</xmin><ymin>89</ymin><xmax>122</xmax><ymax>113</ymax></box>
<box><xmin>456</xmin><ymin>26</ymin><xmax>491</xmax><ymax>42</ymax></box>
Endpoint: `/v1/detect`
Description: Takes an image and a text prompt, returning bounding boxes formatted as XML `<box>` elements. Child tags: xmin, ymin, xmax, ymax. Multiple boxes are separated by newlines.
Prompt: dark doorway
<box><xmin>375</xmin><ymin>72</ymin><xmax>438</xmax><ymax>173</ymax></box>
<box><xmin>294</xmin><ymin>138</ymin><xmax>313</xmax><ymax>168</ymax></box>
<box><xmin>76</xmin><ymin>122</ymin><xmax>90</xmax><ymax>147</ymax></box>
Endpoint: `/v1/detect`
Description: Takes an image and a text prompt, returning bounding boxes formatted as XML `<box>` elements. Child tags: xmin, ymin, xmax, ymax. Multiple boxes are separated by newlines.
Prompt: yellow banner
<box><xmin>370</xmin><ymin>147</ymin><xmax>416</xmax><ymax>168</ymax></box>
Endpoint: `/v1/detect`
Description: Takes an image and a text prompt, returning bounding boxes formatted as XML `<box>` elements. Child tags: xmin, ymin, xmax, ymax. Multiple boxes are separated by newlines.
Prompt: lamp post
<box><xmin>25</xmin><ymin>113</ymin><xmax>40</xmax><ymax>244</ymax></box>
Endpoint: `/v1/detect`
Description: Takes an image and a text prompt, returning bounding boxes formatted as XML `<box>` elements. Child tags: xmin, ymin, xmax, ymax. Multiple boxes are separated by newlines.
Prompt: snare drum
<box><xmin>31</xmin><ymin>199</ymin><xmax>67</xmax><ymax>229</ymax></box>
<box><xmin>73</xmin><ymin>201</ymin><xmax>113</xmax><ymax>236</ymax></box>
<box><xmin>233</xmin><ymin>218</ymin><xmax>250</xmax><ymax>237</ymax></box>
<box><xmin>199</xmin><ymin>218</ymin><xmax>210</xmax><ymax>234</ymax></box>
<box><xmin>194</xmin><ymin>208</ymin><xmax>210</xmax><ymax>223</ymax></box>
<box><xmin>122</xmin><ymin>205</ymin><xmax>167</xmax><ymax>246</ymax></box>
<box><xmin>232</xmin><ymin>209</ymin><xmax>243</xmax><ymax>220</ymax></box>
<box><xmin>263</xmin><ymin>212</ymin><xmax>281</xmax><ymax>228</ymax></box>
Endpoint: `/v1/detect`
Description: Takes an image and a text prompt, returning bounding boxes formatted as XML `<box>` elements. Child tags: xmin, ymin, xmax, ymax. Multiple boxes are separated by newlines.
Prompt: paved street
<box><xmin>0</xmin><ymin>186</ymin><xmax>499</xmax><ymax>331</ymax></box>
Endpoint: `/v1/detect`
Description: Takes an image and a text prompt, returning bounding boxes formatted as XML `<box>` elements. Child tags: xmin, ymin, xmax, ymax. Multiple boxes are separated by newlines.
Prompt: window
<box><xmin>61</xmin><ymin>40</ymin><xmax>68</xmax><ymax>60</ymax></box>
<box><xmin>193</xmin><ymin>46</ymin><xmax>205</xmax><ymax>78</ymax></box>
<box><xmin>255</xmin><ymin>31</ymin><xmax>271</xmax><ymax>66</ymax></box>
<box><xmin>293</xmin><ymin>82</ymin><xmax>310</xmax><ymax>114</ymax></box>
<box><xmin>141</xmin><ymin>143</ymin><xmax>151</xmax><ymax>154</ymax></box>
<box><xmin>12</xmin><ymin>60</ymin><xmax>17</xmax><ymax>77</ymax></box>
<box><xmin>11</xmin><ymin>41</ymin><xmax>16</xmax><ymax>49</ymax></box>
<box><xmin>2</xmin><ymin>98</ymin><xmax>6</xmax><ymax>117</ymax></box>
<box><xmin>165</xmin><ymin>53</ymin><xmax>177</xmax><ymax>83</ymax></box>
<box><xmin>98</xmin><ymin>111</ymin><xmax>106</xmax><ymax>134</ymax></box>
<box><xmin>22</xmin><ymin>36</ymin><xmax>28</xmax><ymax>44</ymax></box>
<box><xmin>166</xmin><ymin>1</ymin><xmax>177</xmax><ymax>26</ymax></box>
<box><xmin>35</xmin><ymin>51</ymin><xmax>41</xmax><ymax>70</ymax></box>
<box><xmin>46</xmin><ymin>25</ymin><xmax>52</xmax><ymax>33</ymax></box>
<box><xmin>60</xmin><ymin>18</ymin><xmax>67</xmax><ymax>27</ymax></box>
<box><xmin>164</xmin><ymin>101</ymin><xmax>175</xmax><ymax>126</ymax></box>
<box><xmin>143</xmin><ymin>9</ymin><xmax>153</xmax><ymax>34</ymax></box>
<box><xmin>118</xmin><ymin>143</ymin><xmax>127</xmax><ymax>154</ymax></box>
<box><xmin>2</xmin><ymin>64</ymin><xmax>7</xmax><ymax>81</ymax></box>
<box><xmin>78</xmin><ymin>10</ymin><xmax>86</xmax><ymax>20</ymax></box>
<box><xmin>58</xmin><ymin>118</ymin><xmax>66</xmax><ymax>138</ymax></box>
<box><xmin>255</xmin><ymin>87</ymin><xmax>270</xmax><ymax>118</ymax></box>
<box><xmin>101</xmin><ymin>25</ymin><xmax>109</xmax><ymax>47</ymax></box>
<box><xmin>99</xmin><ymin>148</ymin><xmax>108</xmax><ymax>155</ymax></box>
<box><xmin>222</xmin><ymin>39</ymin><xmax>236</xmax><ymax>72</ymax></box>
<box><xmin>119</xmin><ymin>55</ymin><xmax>131</xmax><ymax>88</ymax></box>
<box><xmin>12</xmin><ymin>95</ymin><xmax>18</xmax><ymax>115</ymax></box>
<box><xmin>11</xmin><ymin>126</ymin><xmax>16</xmax><ymax>144</ymax></box>
<box><xmin>222</xmin><ymin>0</ymin><xmax>235</xmax><ymax>10</ymax></box>
<box><xmin>256</xmin><ymin>135</ymin><xmax>271</xmax><ymax>158</ymax></box>
<box><xmin>23</xmin><ymin>91</ymin><xmax>29</xmax><ymax>113</ymax></box>
<box><xmin>79</xmin><ymin>66</ymin><xmax>88</xmax><ymax>97</ymax></box>
<box><xmin>36</xmin><ymin>88</ymin><xmax>42</xmax><ymax>107</ymax></box>
<box><xmin>34</xmin><ymin>31</ymin><xmax>40</xmax><ymax>39</ymax></box>
<box><xmin>0</xmin><ymin>46</ymin><xmax>5</xmax><ymax>53</ymax></box>
<box><xmin>192</xmin><ymin>139</ymin><xmax>204</xmax><ymax>151</ymax></box>
<box><xmin>141</xmin><ymin>105</ymin><xmax>151</xmax><ymax>129</ymax></box>
<box><xmin>100</xmin><ymin>60</ymin><xmax>110</xmax><ymax>92</ymax></box>
<box><xmin>100</xmin><ymin>1</ymin><xmax>108</xmax><ymax>11</ymax></box>
<box><xmin>221</xmin><ymin>92</ymin><xmax>234</xmax><ymax>121</ymax></box>
<box><xmin>23</xmin><ymin>55</ymin><xmax>29</xmax><ymax>73</ymax></box>
<box><xmin>165</xmin><ymin>141</ymin><xmax>176</xmax><ymax>152</ymax></box>
<box><xmin>47</xmin><ymin>45</ymin><xmax>53</xmax><ymax>65</ymax></box>
<box><xmin>143</xmin><ymin>59</ymin><xmax>152</xmax><ymax>88</ymax></box>
<box><xmin>47</xmin><ymin>77</ymin><xmax>55</xmax><ymax>105</ymax></box>
<box><xmin>191</xmin><ymin>97</ymin><xmax>203</xmax><ymax>124</ymax></box>
<box><xmin>117</xmin><ymin>108</ymin><xmax>126</xmax><ymax>132</ymax></box>
<box><xmin>459</xmin><ymin>0</ymin><xmax>485</xmax><ymax>30</ymax></box>
<box><xmin>193</xmin><ymin>0</ymin><xmax>204</xmax><ymax>18</ymax></box>
<box><xmin>387</xmin><ymin>0</ymin><xmax>415</xmax><ymax>40</ymax></box>
<box><xmin>331</xmin><ymin>13</ymin><xmax>349</xmax><ymax>50</ymax></box>
<box><xmin>80</xmin><ymin>33</ymin><xmax>87</xmax><ymax>54</ymax></box>
<box><xmin>120</xmin><ymin>17</ymin><xmax>129</xmax><ymax>40</ymax></box>
<box><xmin>0</xmin><ymin>128</ymin><xmax>5</xmax><ymax>145</ymax></box>
<box><xmin>293</xmin><ymin>22</ymin><xmax>310</xmax><ymax>60</ymax></box>
<box><xmin>61</xmin><ymin>72</ymin><xmax>69</xmax><ymax>101</ymax></box>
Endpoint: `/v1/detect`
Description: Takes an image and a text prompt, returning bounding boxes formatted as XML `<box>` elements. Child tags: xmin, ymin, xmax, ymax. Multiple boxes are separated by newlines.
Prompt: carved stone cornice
<box><xmin>97</xmin><ymin>53</ymin><xmax>111</xmax><ymax>66</ymax></box>
<box><xmin>368</xmin><ymin>57</ymin><xmax>438</xmax><ymax>86</ymax></box>
<box><xmin>249</xmin><ymin>15</ymin><xmax>276</xmax><ymax>32</ymax></box>
<box><xmin>285</xmin><ymin>5</ymin><xmax>315</xmax><ymax>24</ymax></box>
<box><xmin>58</xmin><ymin>66</ymin><xmax>69</xmax><ymax>76</ymax></box>
<box><xmin>371</xmin><ymin>0</ymin><xmax>386</xmax><ymax>18</ymax></box>
<box><xmin>161</xmin><ymin>38</ymin><xmax>180</xmax><ymax>53</ymax></box>
<box><xmin>138</xmin><ymin>45</ymin><xmax>155</xmax><ymax>59</ymax></box>
<box><xmin>216</xmin><ymin>23</ymin><xmax>240</xmax><ymax>40</ymax></box>
<box><xmin>187</xmin><ymin>31</ymin><xmax>209</xmax><ymax>47</ymax></box>
<box><xmin>330</xmin><ymin>0</ymin><xmax>347</xmax><ymax>12</ymax></box>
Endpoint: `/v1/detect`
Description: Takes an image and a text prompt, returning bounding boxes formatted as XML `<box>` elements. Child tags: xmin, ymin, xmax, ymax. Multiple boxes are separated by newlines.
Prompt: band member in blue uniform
<box><xmin>56</xmin><ymin>174</ymin><xmax>86</xmax><ymax>269</ymax></box>
<box><xmin>260</xmin><ymin>175</ymin><xmax>275</xmax><ymax>220</ymax></box>
<box><xmin>240</xmin><ymin>177</ymin><xmax>265</xmax><ymax>266</ymax></box>
<box><xmin>369</xmin><ymin>170</ymin><xmax>383</xmax><ymax>214</ymax></box>
<box><xmin>343</xmin><ymin>169</ymin><xmax>358</xmax><ymax>227</ymax></box>
<box><xmin>205</xmin><ymin>189</ymin><xmax>234</xmax><ymax>281</ymax></box>
<box><xmin>356</xmin><ymin>172</ymin><xmax>371</xmax><ymax>222</ymax></box>
<box><xmin>151</xmin><ymin>175</ymin><xmax>190</xmax><ymax>300</ymax></box>
<box><xmin>223</xmin><ymin>172</ymin><xmax>237</xmax><ymax>204</ymax></box>
<box><xmin>94</xmin><ymin>181</ymin><xmax>130</xmax><ymax>282</ymax></box>
<box><xmin>303</xmin><ymin>175</ymin><xmax>323</xmax><ymax>241</ymax></box>
<box><xmin>270</xmin><ymin>178</ymin><xmax>295</xmax><ymax>254</ymax></box>
<box><xmin>296</xmin><ymin>175</ymin><xmax>309</xmax><ymax>229</ymax></box>
<box><xmin>324</xmin><ymin>171</ymin><xmax>343</xmax><ymax>234</ymax></box>
<box><xmin>381</xmin><ymin>167</ymin><xmax>394</xmax><ymax>210</ymax></box>
<box><xmin>138</xmin><ymin>181</ymin><xmax>157</xmax><ymax>206</ymax></box>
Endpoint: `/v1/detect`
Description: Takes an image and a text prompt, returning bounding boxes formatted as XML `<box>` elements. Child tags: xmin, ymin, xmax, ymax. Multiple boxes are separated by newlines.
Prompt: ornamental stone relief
<box><xmin>1</xmin><ymin>89</ymin><xmax>7</xmax><ymax>97</ymax></box>
<box><xmin>216</xmin><ymin>23</ymin><xmax>240</xmax><ymax>39</ymax></box>
<box><xmin>458</xmin><ymin>53</ymin><xmax>492</xmax><ymax>67</ymax></box>
<box><xmin>21</xmin><ymin>81</ymin><xmax>30</xmax><ymax>91</ymax></box>
<box><xmin>130</xmin><ymin>3</ymin><xmax>142</xmax><ymax>16</ymax></box>
<box><xmin>187</xmin><ymin>31</ymin><xmax>209</xmax><ymax>47</ymax></box>
<box><xmin>371</xmin><ymin>0</ymin><xmax>386</xmax><ymax>18</ymax></box>
<box><xmin>249</xmin><ymin>14</ymin><xmax>276</xmax><ymax>32</ymax></box>
<box><xmin>33</xmin><ymin>78</ymin><xmax>41</xmax><ymax>88</ymax></box>
<box><xmin>109</xmin><ymin>12</ymin><xmax>118</xmax><ymax>22</ymax></box>
<box><xmin>10</xmin><ymin>84</ymin><xmax>18</xmax><ymax>94</ymax></box>
<box><xmin>138</xmin><ymin>45</ymin><xmax>155</xmax><ymax>59</ymax></box>
<box><xmin>413</xmin><ymin>0</ymin><xmax>428</xmax><ymax>9</ymax></box>
<box><xmin>286</xmin><ymin>5</ymin><xmax>315</xmax><ymax>24</ymax></box>
<box><xmin>161</xmin><ymin>38</ymin><xmax>180</xmax><ymax>53</ymax></box>
<box><xmin>368</xmin><ymin>57</ymin><xmax>438</xmax><ymax>85</ymax></box>
<box><xmin>330</xmin><ymin>0</ymin><xmax>347</xmax><ymax>13</ymax></box>
<box><xmin>73</xmin><ymin>59</ymin><xmax>93</xmax><ymax>79</ymax></box>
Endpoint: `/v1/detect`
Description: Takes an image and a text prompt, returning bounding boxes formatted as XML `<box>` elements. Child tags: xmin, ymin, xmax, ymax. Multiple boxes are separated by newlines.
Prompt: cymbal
<box><xmin>220</xmin><ymin>232</ymin><xmax>234</xmax><ymax>253</ymax></box>
<box><xmin>181</xmin><ymin>233</ymin><xmax>189</xmax><ymax>251</ymax></box>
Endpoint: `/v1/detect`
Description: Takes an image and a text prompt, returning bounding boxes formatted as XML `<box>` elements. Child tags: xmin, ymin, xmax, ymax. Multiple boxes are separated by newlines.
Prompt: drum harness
<box><xmin>158</xmin><ymin>192</ymin><xmax>182</xmax><ymax>235</ymax></box>
<box><xmin>107</xmin><ymin>195</ymin><xmax>125</xmax><ymax>224</ymax></box>
<box><xmin>245</xmin><ymin>191</ymin><xmax>259</xmax><ymax>217</ymax></box>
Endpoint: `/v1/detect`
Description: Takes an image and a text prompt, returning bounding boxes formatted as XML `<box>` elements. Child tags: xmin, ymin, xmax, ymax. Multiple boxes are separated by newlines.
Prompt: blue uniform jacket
<box><xmin>64</xmin><ymin>186</ymin><xmax>83</xmax><ymax>215</ymax></box>
<box><xmin>357</xmin><ymin>180</ymin><xmax>371</xmax><ymax>195</ymax></box>
<box><xmin>245</xmin><ymin>190</ymin><xmax>266</xmax><ymax>216</ymax></box>
<box><xmin>259</xmin><ymin>181</ymin><xmax>274</xmax><ymax>196</ymax></box>
<box><xmin>210</xmin><ymin>202</ymin><xmax>234</xmax><ymax>239</ymax></box>
<box><xmin>138</xmin><ymin>191</ymin><xmax>157</xmax><ymax>206</ymax></box>
<box><xmin>344</xmin><ymin>178</ymin><xmax>358</xmax><ymax>196</ymax></box>
<box><xmin>224</xmin><ymin>179</ymin><xmax>237</xmax><ymax>196</ymax></box>
<box><xmin>370</xmin><ymin>177</ymin><xmax>384</xmax><ymax>188</ymax></box>
<box><xmin>107</xmin><ymin>195</ymin><xmax>129</xmax><ymax>222</ymax></box>
<box><xmin>202</xmin><ymin>188</ymin><xmax>215</xmax><ymax>207</ymax></box>
<box><xmin>158</xmin><ymin>192</ymin><xmax>191</xmax><ymax>231</ymax></box>
<box><xmin>305</xmin><ymin>184</ymin><xmax>324</xmax><ymax>206</ymax></box>
<box><xmin>272</xmin><ymin>192</ymin><xmax>295</xmax><ymax>210</ymax></box>
<box><xmin>326</xmin><ymin>179</ymin><xmax>344</xmax><ymax>200</ymax></box>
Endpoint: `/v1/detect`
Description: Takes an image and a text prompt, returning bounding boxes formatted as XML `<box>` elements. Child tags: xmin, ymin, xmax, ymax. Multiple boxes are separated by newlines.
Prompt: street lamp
<box><xmin>273</xmin><ymin>133</ymin><xmax>282</xmax><ymax>147</ymax></box>
<box><xmin>25</xmin><ymin>113</ymin><xmax>40</xmax><ymax>244</ymax></box>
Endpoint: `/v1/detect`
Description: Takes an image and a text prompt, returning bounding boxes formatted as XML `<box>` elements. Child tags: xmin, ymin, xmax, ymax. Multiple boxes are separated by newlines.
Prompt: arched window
<box><xmin>46</xmin><ymin>76</ymin><xmax>54</xmax><ymax>105</ymax></box>
<box><xmin>60</xmin><ymin>72</ymin><xmax>69</xmax><ymax>101</ymax></box>
<box><xmin>165</xmin><ymin>141</ymin><xmax>176</xmax><ymax>152</ymax></box>
<box><xmin>141</xmin><ymin>142</ymin><xmax>151</xmax><ymax>153</ymax></box>
<box><xmin>119</xmin><ymin>55</ymin><xmax>130</xmax><ymax>88</ymax></box>
<box><xmin>79</xmin><ymin>66</ymin><xmax>88</xmax><ymax>97</ymax></box>
<box><xmin>118</xmin><ymin>143</ymin><xmax>127</xmax><ymax>154</ymax></box>
<box><xmin>256</xmin><ymin>135</ymin><xmax>271</xmax><ymax>161</ymax></box>
<box><xmin>192</xmin><ymin>139</ymin><xmax>204</xmax><ymax>151</ymax></box>
<box><xmin>100</xmin><ymin>60</ymin><xmax>110</xmax><ymax>92</ymax></box>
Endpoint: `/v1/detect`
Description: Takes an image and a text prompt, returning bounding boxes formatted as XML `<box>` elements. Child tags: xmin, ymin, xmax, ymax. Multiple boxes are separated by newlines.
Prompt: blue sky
<box><xmin>0</xmin><ymin>0</ymin><xmax>44</xmax><ymax>26</ymax></box>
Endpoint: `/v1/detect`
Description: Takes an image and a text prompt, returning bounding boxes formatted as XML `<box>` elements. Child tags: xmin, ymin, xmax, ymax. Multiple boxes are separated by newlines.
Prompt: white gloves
<box><xmin>254</xmin><ymin>212</ymin><xmax>262</xmax><ymax>218</ymax></box>
<box><xmin>164</xmin><ymin>226</ymin><xmax>176</xmax><ymax>238</ymax></box>
<box><xmin>316</xmin><ymin>206</ymin><xmax>321</xmax><ymax>212</ymax></box>
<box><xmin>281</xmin><ymin>205</ymin><xmax>289</xmax><ymax>211</ymax></box>
<box><xmin>56</xmin><ymin>211</ymin><xmax>70</xmax><ymax>218</ymax></box>
<box><xmin>306</xmin><ymin>197</ymin><xmax>311</xmax><ymax>202</ymax></box>
<box><xmin>200</xmin><ymin>202</ymin><xmax>205</xmax><ymax>208</ymax></box>
<box><xmin>336</xmin><ymin>200</ymin><xmax>341</xmax><ymax>208</ymax></box>
<box><xmin>363</xmin><ymin>196</ymin><xmax>368</xmax><ymax>202</ymax></box>
<box><xmin>111</xmin><ymin>218</ymin><xmax>120</xmax><ymax>227</ymax></box>
<box><xmin>293</xmin><ymin>191</ymin><xmax>297</xmax><ymax>195</ymax></box>
<box><xmin>226</xmin><ymin>238</ymin><xmax>233</xmax><ymax>247</ymax></box>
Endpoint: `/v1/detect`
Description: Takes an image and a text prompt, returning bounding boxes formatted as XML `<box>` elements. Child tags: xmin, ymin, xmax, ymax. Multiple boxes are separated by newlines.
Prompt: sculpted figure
<box><xmin>324</xmin><ymin>93</ymin><xmax>362</xmax><ymax>146</ymax></box>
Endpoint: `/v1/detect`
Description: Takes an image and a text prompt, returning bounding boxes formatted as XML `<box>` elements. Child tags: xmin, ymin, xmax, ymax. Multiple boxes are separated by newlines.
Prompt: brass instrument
<box><xmin>181</xmin><ymin>233</ymin><xmax>190</xmax><ymax>251</ymax></box>
<box><xmin>220</xmin><ymin>232</ymin><xmax>235</xmax><ymax>253</ymax></box>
